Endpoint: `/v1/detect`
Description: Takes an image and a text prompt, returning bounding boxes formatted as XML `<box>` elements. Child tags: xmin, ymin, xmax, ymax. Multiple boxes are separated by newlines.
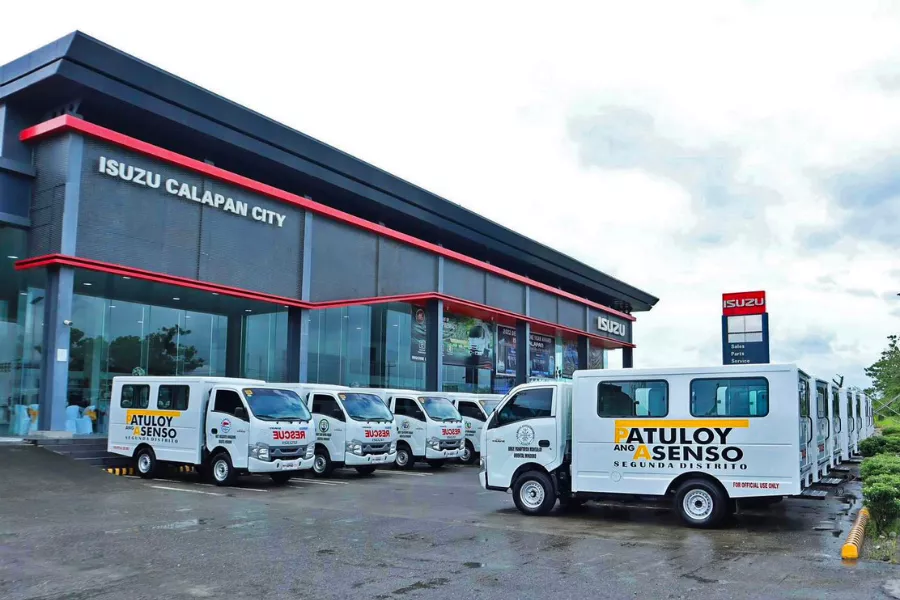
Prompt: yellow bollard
<box><xmin>841</xmin><ymin>507</ymin><xmax>870</xmax><ymax>560</ymax></box>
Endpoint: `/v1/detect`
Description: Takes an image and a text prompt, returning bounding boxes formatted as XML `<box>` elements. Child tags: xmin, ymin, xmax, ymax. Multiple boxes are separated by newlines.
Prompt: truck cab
<box><xmin>108</xmin><ymin>376</ymin><xmax>316</xmax><ymax>486</ymax></box>
<box><xmin>447</xmin><ymin>393</ymin><xmax>504</xmax><ymax>464</ymax></box>
<box><xmin>275</xmin><ymin>384</ymin><xmax>398</xmax><ymax>477</ymax></box>
<box><xmin>355</xmin><ymin>388</ymin><xmax>464</xmax><ymax>469</ymax></box>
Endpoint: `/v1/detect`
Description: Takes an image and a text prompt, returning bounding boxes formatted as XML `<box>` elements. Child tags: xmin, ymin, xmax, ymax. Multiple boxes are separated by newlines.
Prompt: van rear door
<box><xmin>798</xmin><ymin>374</ymin><xmax>813</xmax><ymax>482</ymax></box>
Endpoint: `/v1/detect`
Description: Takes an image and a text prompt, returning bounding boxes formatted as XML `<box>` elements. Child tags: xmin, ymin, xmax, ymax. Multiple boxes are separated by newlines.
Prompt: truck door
<box><xmin>484</xmin><ymin>386</ymin><xmax>557</xmax><ymax>489</ymax></box>
<box><xmin>457</xmin><ymin>400</ymin><xmax>487</xmax><ymax>453</ymax></box>
<box><xmin>394</xmin><ymin>397</ymin><xmax>427</xmax><ymax>456</ymax></box>
<box><xmin>798</xmin><ymin>376</ymin><xmax>812</xmax><ymax>481</ymax></box>
<box><xmin>847</xmin><ymin>391</ymin><xmax>856</xmax><ymax>450</ymax></box>
<box><xmin>815</xmin><ymin>382</ymin><xmax>829</xmax><ymax>471</ymax></box>
<box><xmin>207</xmin><ymin>388</ymin><xmax>251</xmax><ymax>469</ymax></box>
<box><xmin>311</xmin><ymin>394</ymin><xmax>345</xmax><ymax>462</ymax></box>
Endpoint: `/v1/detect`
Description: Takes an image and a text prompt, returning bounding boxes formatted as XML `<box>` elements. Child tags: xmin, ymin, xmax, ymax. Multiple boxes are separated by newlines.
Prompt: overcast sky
<box><xmin>2</xmin><ymin>2</ymin><xmax>897</xmax><ymax>389</ymax></box>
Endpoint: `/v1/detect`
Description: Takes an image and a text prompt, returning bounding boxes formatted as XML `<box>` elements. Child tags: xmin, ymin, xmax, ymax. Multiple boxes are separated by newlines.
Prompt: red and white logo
<box><xmin>273</xmin><ymin>430</ymin><xmax>306</xmax><ymax>441</ymax></box>
<box><xmin>722</xmin><ymin>291</ymin><xmax>766</xmax><ymax>316</ymax></box>
<box><xmin>442</xmin><ymin>428</ymin><xmax>462</xmax><ymax>437</ymax></box>
<box><xmin>364</xmin><ymin>429</ymin><xmax>391</xmax><ymax>439</ymax></box>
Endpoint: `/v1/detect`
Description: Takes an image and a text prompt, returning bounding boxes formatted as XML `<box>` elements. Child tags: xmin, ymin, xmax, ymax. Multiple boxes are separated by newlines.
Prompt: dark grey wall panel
<box><xmin>530</xmin><ymin>288</ymin><xmax>557</xmax><ymax>323</ymax></box>
<box><xmin>486</xmin><ymin>274</ymin><xmax>524</xmax><ymax>314</ymax></box>
<box><xmin>377</xmin><ymin>237</ymin><xmax>437</xmax><ymax>297</ymax></box>
<box><xmin>443</xmin><ymin>259</ymin><xmax>485</xmax><ymax>305</ymax></box>
<box><xmin>558</xmin><ymin>298</ymin><xmax>585</xmax><ymax>331</ymax></box>
<box><xmin>28</xmin><ymin>135</ymin><xmax>71</xmax><ymax>256</ymax></box>
<box><xmin>309</xmin><ymin>216</ymin><xmax>377</xmax><ymax>301</ymax></box>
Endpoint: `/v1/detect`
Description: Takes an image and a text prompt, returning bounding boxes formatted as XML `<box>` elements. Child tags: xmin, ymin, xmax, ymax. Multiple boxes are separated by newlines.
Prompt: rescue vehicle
<box><xmin>480</xmin><ymin>364</ymin><xmax>815</xmax><ymax>528</ymax></box>
<box><xmin>107</xmin><ymin>377</ymin><xmax>315</xmax><ymax>485</ymax></box>
<box><xmin>447</xmin><ymin>393</ymin><xmax>504</xmax><ymax>464</ymax></box>
<box><xmin>274</xmin><ymin>384</ymin><xmax>398</xmax><ymax>477</ymax></box>
<box><xmin>354</xmin><ymin>388</ymin><xmax>465</xmax><ymax>468</ymax></box>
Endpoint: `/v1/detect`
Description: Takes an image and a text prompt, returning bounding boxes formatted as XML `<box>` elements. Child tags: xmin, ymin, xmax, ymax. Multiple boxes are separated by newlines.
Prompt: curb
<box><xmin>105</xmin><ymin>466</ymin><xmax>135</xmax><ymax>476</ymax></box>
<box><xmin>842</xmin><ymin>507</ymin><xmax>870</xmax><ymax>560</ymax></box>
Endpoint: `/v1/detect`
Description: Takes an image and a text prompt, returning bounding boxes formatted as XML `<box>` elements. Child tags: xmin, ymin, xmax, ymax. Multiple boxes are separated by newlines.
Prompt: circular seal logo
<box><xmin>401</xmin><ymin>420</ymin><xmax>411</xmax><ymax>430</ymax></box>
<box><xmin>131</xmin><ymin>367</ymin><xmax>146</xmax><ymax>376</ymax></box>
<box><xmin>465</xmin><ymin>420</ymin><xmax>473</xmax><ymax>430</ymax></box>
<box><xmin>318</xmin><ymin>418</ymin><xmax>330</xmax><ymax>433</ymax></box>
<box><xmin>220</xmin><ymin>419</ymin><xmax>232</xmax><ymax>434</ymax></box>
<box><xmin>516</xmin><ymin>425</ymin><xmax>536</xmax><ymax>446</ymax></box>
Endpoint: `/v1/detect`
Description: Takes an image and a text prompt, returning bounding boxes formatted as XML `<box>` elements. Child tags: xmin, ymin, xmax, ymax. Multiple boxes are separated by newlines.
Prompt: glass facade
<box><xmin>243</xmin><ymin>309</ymin><xmax>288</xmax><ymax>381</ymax></box>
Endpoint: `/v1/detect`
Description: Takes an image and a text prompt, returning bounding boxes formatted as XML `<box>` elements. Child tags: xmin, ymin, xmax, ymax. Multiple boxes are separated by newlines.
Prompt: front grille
<box><xmin>362</xmin><ymin>443</ymin><xmax>390</xmax><ymax>455</ymax></box>
<box><xmin>271</xmin><ymin>445</ymin><xmax>307</xmax><ymax>458</ymax></box>
<box><xmin>440</xmin><ymin>440</ymin><xmax>461</xmax><ymax>450</ymax></box>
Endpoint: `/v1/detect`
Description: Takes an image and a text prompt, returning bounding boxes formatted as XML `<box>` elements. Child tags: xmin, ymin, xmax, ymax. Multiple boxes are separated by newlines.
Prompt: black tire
<box><xmin>559</xmin><ymin>496</ymin><xmax>588</xmax><ymax>511</ymax></box>
<box><xmin>270</xmin><ymin>472</ymin><xmax>293</xmax><ymax>485</ymax></box>
<box><xmin>355</xmin><ymin>466</ymin><xmax>377</xmax><ymax>476</ymax></box>
<box><xmin>459</xmin><ymin>440</ymin><xmax>477</xmax><ymax>465</ymax></box>
<box><xmin>673</xmin><ymin>478</ymin><xmax>728</xmax><ymax>528</ymax></box>
<box><xmin>395</xmin><ymin>443</ymin><xmax>415</xmax><ymax>470</ymax></box>
<box><xmin>312</xmin><ymin>447</ymin><xmax>334</xmax><ymax>478</ymax></box>
<box><xmin>135</xmin><ymin>446</ymin><xmax>157</xmax><ymax>479</ymax></box>
<box><xmin>210</xmin><ymin>452</ymin><xmax>237</xmax><ymax>487</ymax></box>
<box><xmin>512</xmin><ymin>470</ymin><xmax>557</xmax><ymax>516</ymax></box>
<box><xmin>426</xmin><ymin>459</ymin><xmax>446</xmax><ymax>469</ymax></box>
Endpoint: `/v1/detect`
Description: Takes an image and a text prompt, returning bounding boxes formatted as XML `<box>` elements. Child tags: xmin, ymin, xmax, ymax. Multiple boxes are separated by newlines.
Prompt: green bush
<box><xmin>861</xmin><ymin>454</ymin><xmax>900</xmax><ymax>480</ymax></box>
<box><xmin>860</xmin><ymin>437</ymin><xmax>889</xmax><ymax>457</ymax></box>
<box><xmin>881</xmin><ymin>426</ymin><xmax>900</xmax><ymax>436</ymax></box>
<box><xmin>864</xmin><ymin>481</ymin><xmax>900</xmax><ymax>532</ymax></box>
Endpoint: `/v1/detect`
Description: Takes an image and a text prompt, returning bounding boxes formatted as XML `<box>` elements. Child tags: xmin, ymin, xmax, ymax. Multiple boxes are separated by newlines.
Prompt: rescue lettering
<box><xmin>442</xmin><ymin>428</ymin><xmax>462</xmax><ymax>436</ymax></box>
<box><xmin>273</xmin><ymin>430</ymin><xmax>306</xmax><ymax>441</ymax></box>
<box><xmin>364</xmin><ymin>429</ymin><xmax>391</xmax><ymax>439</ymax></box>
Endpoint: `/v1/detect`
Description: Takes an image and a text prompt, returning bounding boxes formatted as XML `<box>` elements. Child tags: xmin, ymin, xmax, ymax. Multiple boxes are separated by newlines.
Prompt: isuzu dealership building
<box><xmin>0</xmin><ymin>32</ymin><xmax>657</xmax><ymax>436</ymax></box>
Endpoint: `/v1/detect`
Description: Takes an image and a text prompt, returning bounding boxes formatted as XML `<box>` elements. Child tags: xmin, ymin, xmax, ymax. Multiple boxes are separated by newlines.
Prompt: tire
<box><xmin>270</xmin><ymin>472</ymin><xmax>292</xmax><ymax>485</ymax></box>
<box><xmin>426</xmin><ymin>459</ymin><xmax>446</xmax><ymax>469</ymax></box>
<box><xmin>460</xmin><ymin>441</ymin><xmax>476</xmax><ymax>465</ymax></box>
<box><xmin>210</xmin><ymin>452</ymin><xmax>237</xmax><ymax>487</ymax></box>
<box><xmin>395</xmin><ymin>444</ymin><xmax>415</xmax><ymax>470</ymax></box>
<box><xmin>135</xmin><ymin>446</ymin><xmax>157</xmax><ymax>479</ymax></box>
<box><xmin>674</xmin><ymin>478</ymin><xmax>728</xmax><ymax>528</ymax></box>
<box><xmin>355</xmin><ymin>466</ymin><xmax>377</xmax><ymax>476</ymax></box>
<box><xmin>512</xmin><ymin>470</ymin><xmax>557</xmax><ymax>516</ymax></box>
<box><xmin>312</xmin><ymin>447</ymin><xmax>334</xmax><ymax>478</ymax></box>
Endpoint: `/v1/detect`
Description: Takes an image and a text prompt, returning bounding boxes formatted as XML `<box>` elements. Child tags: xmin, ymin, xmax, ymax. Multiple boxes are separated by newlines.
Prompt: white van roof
<box><xmin>573</xmin><ymin>363</ymin><xmax>798</xmax><ymax>380</ymax></box>
<box><xmin>112</xmin><ymin>376</ymin><xmax>265</xmax><ymax>385</ymax></box>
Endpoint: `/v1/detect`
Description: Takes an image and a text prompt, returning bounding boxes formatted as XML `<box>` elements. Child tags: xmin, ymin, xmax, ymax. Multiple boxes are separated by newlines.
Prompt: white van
<box><xmin>107</xmin><ymin>377</ymin><xmax>315</xmax><ymax>485</ymax></box>
<box><xmin>274</xmin><ymin>383</ymin><xmax>397</xmax><ymax>477</ymax></box>
<box><xmin>828</xmin><ymin>381</ymin><xmax>844</xmax><ymax>467</ymax></box>
<box><xmin>480</xmin><ymin>364</ymin><xmax>810</xmax><ymax>528</ymax></box>
<box><xmin>813</xmin><ymin>378</ymin><xmax>831</xmax><ymax>477</ymax></box>
<box><xmin>353</xmin><ymin>388</ymin><xmax>464</xmax><ymax>469</ymax></box>
<box><xmin>447</xmin><ymin>393</ymin><xmax>504</xmax><ymax>464</ymax></box>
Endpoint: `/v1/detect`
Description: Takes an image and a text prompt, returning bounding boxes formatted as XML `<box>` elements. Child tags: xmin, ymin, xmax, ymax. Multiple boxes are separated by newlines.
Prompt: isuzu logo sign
<box><xmin>722</xmin><ymin>291</ymin><xmax>766</xmax><ymax>316</ymax></box>
<box><xmin>597</xmin><ymin>316</ymin><xmax>626</xmax><ymax>337</ymax></box>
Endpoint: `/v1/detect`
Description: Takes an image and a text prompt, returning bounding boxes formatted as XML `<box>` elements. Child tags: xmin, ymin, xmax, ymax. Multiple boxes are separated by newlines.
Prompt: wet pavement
<box><xmin>1</xmin><ymin>444</ymin><xmax>897</xmax><ymax>599</ymax></box>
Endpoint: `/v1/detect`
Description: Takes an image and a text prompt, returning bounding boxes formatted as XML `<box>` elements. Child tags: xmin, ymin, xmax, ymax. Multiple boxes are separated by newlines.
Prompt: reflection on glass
<box><xmin>339</xmin><ymin>393</ymin><xmax>393</xmax><ymax>422</ymax></box>
<box><xmin>243</xmin><ymin>388</ymin><xmax>311</xmax><ymax>421</ymax></box>
<box><xmin>418</xmin><ymin>396</ymin><xmax>461</xmax><ymax>421</ymax></box>
<box><xmin>243</xmin><ymin>310</ymin><xmax>288</xmax><ymax>381</ymax></box>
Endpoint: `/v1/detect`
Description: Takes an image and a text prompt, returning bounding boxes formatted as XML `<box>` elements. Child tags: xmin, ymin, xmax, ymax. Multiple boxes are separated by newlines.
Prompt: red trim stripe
<box><xmin>19</xmin><ymin>115</ymin><xmax>635</xmax><ymax>322</ymax></box>
<box><xmin>14</xmin><ymin>254</ymin><xmax>633</xmax><ymax>349</ymax></box>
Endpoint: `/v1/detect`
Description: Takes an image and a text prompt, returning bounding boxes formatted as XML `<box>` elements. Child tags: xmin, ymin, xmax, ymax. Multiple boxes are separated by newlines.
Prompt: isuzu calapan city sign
<box><xmin>721</xmin><ymin>291</ymin><xmax>770</xmax><ymax>365</ymax></box>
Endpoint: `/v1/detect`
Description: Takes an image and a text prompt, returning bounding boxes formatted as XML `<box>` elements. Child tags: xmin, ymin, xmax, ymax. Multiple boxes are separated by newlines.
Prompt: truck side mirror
<box><xmin>234</xmin><ymin>406</ymin><xmax>247</xmax><ymax>421</ymax></box>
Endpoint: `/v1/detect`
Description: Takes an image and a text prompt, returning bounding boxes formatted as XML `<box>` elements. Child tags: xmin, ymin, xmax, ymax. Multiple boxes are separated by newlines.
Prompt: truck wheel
<box><xmin>674</xmin><ymin>478</ymin><xmax>727</xmax><ymax>528</ymax></box>
<box><xmin>135</xmin><ymin>447</ymin><xmax>157</xmax><ymax>479</ymax></box>
<box><xmin>460</xmin><ymin>441</ymin><xmax>476</xmax><ymax>465</ymax></box>
<box><xmin>395</xmin><ymin>444</ymin><xmax>415</xmax><ymax>470</ymax></box>
<box><xmin>312</xmin><ymin>448</ymin><xmax>334</xmax><ymax>477</ymax></box>
<box><xmin>426</xmin><ymin>459</ymin><xmax>446</xmax><ymax>469</ymax></box>
<box><xmin>512</xmin><ymin>470</ymin><xmax>556</xmax><ymax>516</ymax></box>
<box><xmin>270</xmin><ymin>472</ymin><xmax>292</xmax><ymax>485</ymax></box>
<box><xmin>210</xmin><ymin>452</ymin><xmax>237</xmax><ymax>486</ymax></box>
<box><xmin>355</xmin><ymin>466</ymin><xmax>376</xmax><ymax>476</ymax></box>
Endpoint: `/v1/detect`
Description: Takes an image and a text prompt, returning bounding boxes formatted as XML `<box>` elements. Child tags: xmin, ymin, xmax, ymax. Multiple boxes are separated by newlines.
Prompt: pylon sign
<box><xmin>721</xmin><ymin>291</ymin><xmax>770</xmax><ymax>365</ymax></box>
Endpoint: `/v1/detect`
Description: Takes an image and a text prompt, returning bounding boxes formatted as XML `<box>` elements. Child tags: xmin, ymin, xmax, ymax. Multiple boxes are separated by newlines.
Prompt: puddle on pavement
<box><xmin>463</xmin><ymin>562</ymin><xmax>483</xmax><ymax>568</ymax></box>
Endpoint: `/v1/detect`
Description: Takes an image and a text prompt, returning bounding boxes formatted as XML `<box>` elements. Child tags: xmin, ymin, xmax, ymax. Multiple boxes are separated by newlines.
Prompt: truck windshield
<box><xmin>243</xmin><ymin>388</ymin><xmax>311</xmax><ymax>422</ymax></box>
<box><xmin>419</xmin><ymin>396</ymin><xmax>461</xmax><ymax>421</ymax></box>
<box><xmin>480</xmin><ymin>399</ymin><xmax>500</xmax><ymax>414</ymax></box>
<box><xmin>339</xmin><ymin>393</ymin><xmax>393</xmax><ymax>422</ymax></box>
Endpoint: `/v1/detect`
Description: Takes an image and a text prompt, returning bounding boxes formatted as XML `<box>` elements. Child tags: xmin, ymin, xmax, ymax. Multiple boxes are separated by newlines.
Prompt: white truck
<box><xmin>447</xmin><ymin>393</ymin><xmax>504</xmax><ymax>464</ymax></box>
<box><xmin>354</xmin><ymin>388</ymin><xmax>465</xmax><ymax>469</ymax></box>
<box><xmin>274</xmin><ymin>384</ymin><xmax>398</xmax><ymax>477</ymax></box>
<box><xmin>480</xmin><ymin>364</ymin><xmax>811</xmax><ymax>528</ymax></box>
<box><xmin>107</xmin><ymin>377</ymin><xmax>315</xmax><ymax>485</ymax></box>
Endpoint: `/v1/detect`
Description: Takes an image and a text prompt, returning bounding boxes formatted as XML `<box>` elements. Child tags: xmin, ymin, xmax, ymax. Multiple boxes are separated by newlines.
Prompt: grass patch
<box><xmin>864</xmin><ymin>519</ymin><xmax>900</xmax><ymax>563</ymax></box>
<box><xmin>877</xmin><ymin>416</ymin><xmax>900</xmax><ymax>431</ymax></box>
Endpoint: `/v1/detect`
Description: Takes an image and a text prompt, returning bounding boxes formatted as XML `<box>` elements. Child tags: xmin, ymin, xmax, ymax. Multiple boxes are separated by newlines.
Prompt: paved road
<box><xmin>0</xmin><ymin>444</ymin><xmax>896</xmax><ymax>600</ymax></box>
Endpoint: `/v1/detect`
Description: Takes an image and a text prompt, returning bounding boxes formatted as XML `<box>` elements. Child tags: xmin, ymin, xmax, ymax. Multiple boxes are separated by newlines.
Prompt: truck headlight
<box><xmin>304</xmin><ymin>444</ymin><xmax>314</xmax><ymax>460</ymax></box>
<box><xmin>250</xmin><ymin>442</ymin><xmax>271</xmax><ymax>461</ymax></box>
<box><xmin>427</xmin><ymin>437</ymin><xmax>441</xmax><ymax>450</ymax></box>
<box><xmin>346</xmin><ymin>440</ymin><xmax>363</xmax><ymax>456</ymax></box>
<box><xmin>390</xmin><ymin>441</ymin><xmax>397</xmax><ymax>453</ymax></box>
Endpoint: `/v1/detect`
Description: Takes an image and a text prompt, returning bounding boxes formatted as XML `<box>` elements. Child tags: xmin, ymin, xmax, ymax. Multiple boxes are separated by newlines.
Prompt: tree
<box><xmin>865</xmin><ymin>335</ymin><xmax>900</xmax><ymax>403</ymax></box>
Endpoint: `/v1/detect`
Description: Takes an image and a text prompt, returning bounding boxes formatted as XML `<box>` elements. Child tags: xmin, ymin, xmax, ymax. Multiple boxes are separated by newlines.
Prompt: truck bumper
<box><xmin>426</xmin><ymin>447</ymin><xmax>463</xmax><ymax>460</ymax></box>
<box><xmin>344</xmin><ymin>452</ymin><xmax>397</xmax><ymax>467</ymax></box>
<box><xmin>248</xmin><ymin>456</ymin><xmax>314</xmax><ymax>473</ymax></box>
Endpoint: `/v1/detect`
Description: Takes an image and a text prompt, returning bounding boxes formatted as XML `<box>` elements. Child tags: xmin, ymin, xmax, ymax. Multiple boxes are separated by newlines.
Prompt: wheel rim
<box><xmin>683</xmin><ymin>489</ymin><xmax>714</xmax><ymax>521</ymax></box>
<box><xmin>313</xmin><ymin>455</ymin><xmax>327</xmax><ymax>474</ymax></box>
<box><xmin>520</xmin><ymin>480</ymin><xmax>545</xmax><ymax>509</ymax></box>
<box><xmin>213</xmin><ymin>459</ymin><xmax>229</xmax><ymax>482</ymax></box>
<box><xmin>397</xmin><ymin>449</ymin><xmax>409</xmax><ymax>467</ymax></box>
<box><xmin>137</xmin><ymin>453</ymin><xmax>151</xmax><ymax>473</ymax></box>
<box><xmin>461</xmin><ymin>447</ymin><xmax>471</xmax><ymax>462</ymax></box>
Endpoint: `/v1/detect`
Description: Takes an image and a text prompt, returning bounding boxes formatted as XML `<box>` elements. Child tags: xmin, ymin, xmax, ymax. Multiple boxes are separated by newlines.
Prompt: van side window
<box><xmin>158</xmin><ymin>385</ymin><xmax>189</xmax><ymax>411</ymax></box>
<box><xmin>496</xmin><ymin>388</ymin><xmax>553</xmax><ymax>426</ymax></box>
<box><xmin>120</xmin><ymin>384</ymin><xmax>150</xmax><ymax>409</ymax></box>
<box><xmin>815</xmin><ymin>385</ymin><xmax>827</xmax><ymax>419</ymax></box>
<box><xmin>213</xmin><ymin>390</ymin><xmax>244</xmax><ymax>418</ymax></box>
<box><xmin>395</xmin><ymin>398</ymin><xmax>425</xmax><ymax>421</ymax></box>
<box><xmin>690</xmin><ymin>377</ymin><xmax>769</xmax><ymax>417</ymax></box>
<box><xmin>597</xmin><ymin>381</ymin><xmax>668</xmax><ymax>418</ymax></box>
<box><xmin>312</xmin><ymin>395</ymin><xmax>344</xmax><ymax>421</ymax></box>
<box><xmin>831</xmin><ymin>388</ymin><xmax>842</xmax><ymax>433</ymax></box>
<box><xmin>458</xmin><ymin>401</ymin><xmax>485</xmax><ymax>422</ymax></box>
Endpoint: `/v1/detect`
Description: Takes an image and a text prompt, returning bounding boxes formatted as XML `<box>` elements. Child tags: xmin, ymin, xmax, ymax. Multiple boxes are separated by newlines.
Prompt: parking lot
<box><xmin>1</xmin><ymin>444</ymin><xmax>897</xmax><ymax>600</ymax></box>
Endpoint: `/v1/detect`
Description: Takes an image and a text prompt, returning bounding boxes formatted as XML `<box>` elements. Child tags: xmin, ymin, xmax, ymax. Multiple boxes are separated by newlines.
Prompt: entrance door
<box><xmin>484</xmin><ymin>386</ymin><xmax>557</xmax><ymax>489</ymax></box>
